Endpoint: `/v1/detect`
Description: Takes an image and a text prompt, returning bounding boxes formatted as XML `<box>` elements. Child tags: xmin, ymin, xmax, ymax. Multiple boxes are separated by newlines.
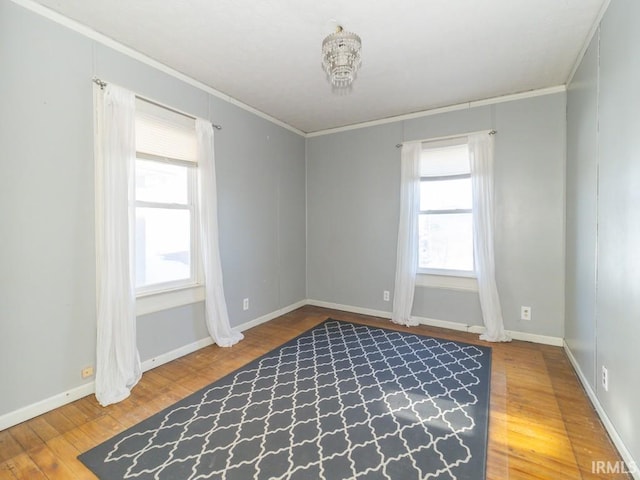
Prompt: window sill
<box><xmin>416</xmin><ymin>273</ymin><xmax>478</xmax><ymax>292</ymax></box>
<box><xmin>136</xmin><ymin>285</ymin><xmax>205</xmax><ymax>316</ymax></box>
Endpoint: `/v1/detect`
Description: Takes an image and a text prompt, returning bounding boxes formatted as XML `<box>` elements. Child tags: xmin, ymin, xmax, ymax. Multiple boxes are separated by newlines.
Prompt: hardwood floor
<box><xmin>0</xmin><ymin>305</ymin><xmax>630</xmax><ymax>479</ymax></box>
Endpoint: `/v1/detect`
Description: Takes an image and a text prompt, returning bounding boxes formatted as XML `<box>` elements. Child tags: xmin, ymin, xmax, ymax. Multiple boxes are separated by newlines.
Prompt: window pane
<box><xmin>135</xmin><ymin>207</ymin><xmax>191</xmax><ymax>288</ymax></box>
<box><xmin>419</xmin><ymin>213</ymin><xmax>473</xmax><ymax>271</ymax></box>
<box><xmin>136</xmin><ymin>159</ymin><xmax>188</xmax><ymax>204</ymax></box>
<box><xmin>420</xmin><ymin>178</ymin><xmax>472</xmax><ymax>211</ymax></box>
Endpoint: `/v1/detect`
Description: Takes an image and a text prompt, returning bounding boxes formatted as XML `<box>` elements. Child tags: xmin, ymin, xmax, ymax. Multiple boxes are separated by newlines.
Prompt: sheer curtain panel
<box><xmin>94</xmin><ymin>84</ymin><xmax>142</xmax><ymax>406</ymax></box>
<box><xmin>392</xmin><ymin>142</ymin><xmax>421</xmax><ymax>326</ymax></box>
<box><xmin>469</xmin><ymin>133</ymin><xmax>510</xmax><ymax>342</ymax></box>
<box><xmin>196</xmin><ymin>119</ymin><xmax>244</xmax><ymax>347</ymax></box>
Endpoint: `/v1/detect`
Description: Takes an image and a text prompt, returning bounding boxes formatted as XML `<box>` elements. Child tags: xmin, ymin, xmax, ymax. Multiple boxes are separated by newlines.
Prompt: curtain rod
<box><xmin>395</xmin><ymin>129</ymin><xmax>496</xmax><ymax>148</ymax></box>
<box><xmin>92</xmin><ymin>77</ymin><xmax>222</xmax><ymax>130</ymax></box>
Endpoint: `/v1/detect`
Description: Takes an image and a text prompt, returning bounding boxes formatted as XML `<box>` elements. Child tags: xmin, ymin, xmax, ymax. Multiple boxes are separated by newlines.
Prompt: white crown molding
<box><xmin>10</xmin><ymin>0</ymin><xmax>572</xmax><ymax>139</ymax></box>
<box><xmin>8</xmin><ymin>0</ymin><xmax>305</xmax><ymax>137</ymax></box>
<box><xmin>306</xmin><ymin>103</ymin><xmax>478</xmax><ymax>138</ymax></box>
<box><xmin>564</xmin><ymin>342</ymin><xmax>639</xmax><ymax>479</ymax></box>
<box><xmin>566</xmin><ymin>0</ymin><xmax>611</xmax><ymax>87</ymax></box>
<box><xmin>306</xmin><ymin>85</ymin><xmax>567</xmax><ymax>138</ymax></box>
<box><xmin>469</xmin><ymin>85</ymin><xmax>566</xmax><ymax>108</ymax></box>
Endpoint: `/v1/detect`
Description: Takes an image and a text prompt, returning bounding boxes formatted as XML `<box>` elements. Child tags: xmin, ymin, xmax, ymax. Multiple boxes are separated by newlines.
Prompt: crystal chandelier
<box><xmin>321</xmin><ymin>26</ymin><xmax>362</xmax><ymax>89</ymax></box>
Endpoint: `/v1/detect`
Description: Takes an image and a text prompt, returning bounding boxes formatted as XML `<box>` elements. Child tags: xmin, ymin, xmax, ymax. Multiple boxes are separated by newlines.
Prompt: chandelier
<box><xmin>321</xmin><ymin>25</ymin><xmax>362</xmax><ymax>89</ymax></box>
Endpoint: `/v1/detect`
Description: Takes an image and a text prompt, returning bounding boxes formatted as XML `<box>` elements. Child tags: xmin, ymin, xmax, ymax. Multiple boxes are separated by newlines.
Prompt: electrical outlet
<box><xmin>243</xmin><ymin>298</ymin><xmax>249</xmax><ymax>311</ymax></box>
<box><xmin>602</xmin><ymin>365</ymin><xmax>609</xmax><ymax>391</ymax></box>
<box><xmin>383</xmin><ymin>290</ymin><xmax>390</xmax><ymax>302</ymax></box>
<box><xmin>81</xmin><ymin>366</ymin><xmax>94</xmax><ymax>379</ymax></box>
<box><xmin>520</xmin><ymin>306</ymin><xmax>531</xmax><ymax>321</ymax></box>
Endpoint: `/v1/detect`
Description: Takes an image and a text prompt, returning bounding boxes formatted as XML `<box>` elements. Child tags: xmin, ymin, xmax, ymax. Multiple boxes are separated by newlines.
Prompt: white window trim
<box><xmin>418</xmin><ymin>142</ymin><xmax>475</xmax><ymax>277</ymax></box>
<box><xmin>136</xmin><ymin>284</ymin><xmax>205</xmax><ymax>316</ymax></box>
<box><xmin>133</xmin><ymin>98</ymin><xmax>202</xmax><ymax>312</ymax></box>
<box><xmin>419</xmin><ymin>267</ymin><xmax>475</xmax><ymax>278</ymax></box>
<box><xmin>416</xmin><ymin>272</ymin><xmax>478</xmax><ymax>292</ymax></box>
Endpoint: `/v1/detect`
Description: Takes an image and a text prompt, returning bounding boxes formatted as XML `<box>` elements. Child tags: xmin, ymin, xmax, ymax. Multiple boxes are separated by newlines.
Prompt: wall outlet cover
<box><xmin>602</xmin><ymin>365</ymin><xmax>609</xmax><ymax>391</ymax></box>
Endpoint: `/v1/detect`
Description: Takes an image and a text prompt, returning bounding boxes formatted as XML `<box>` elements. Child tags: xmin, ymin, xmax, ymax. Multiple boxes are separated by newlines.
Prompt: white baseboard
<box><xmin>417</xmin><ymin>315</ymin><xmax>563</xmax><ymax>346</ymax></box>
<box><xmin>0</xmin><ymin>298</ymin><xmax>563</xmax><ymax>432</ymax></box>
<box><xmin>141</xmin><ymin>299</ymin><xmax>307</xmax><ymax>373</ymax></box>
<box><xmin>506</xmin><ymin>329</ymin><xmax>563</xmax><ymax>346</ymax></box>
<box><xmin>0</xmin><ymin>337</ymin><xmax>217</xmax><ymax>432</ymax></box>
<box><xmin>141</xmin><ymin>336</ymin><xmax>214</xmax><ymax>372</ymax></box>
<box><xmin>563</xmin><ymin>343</ymin><xmax>639</xmax><ymax>479</ymax></box>
<box><xmin>0</xmin><ymin>382</ymin><xmax>95</xmax><ymax>432</ymax></box>
<box><xmin>0</xmin><ymin>336</ymin><xmax>222</xmax><ymax>431</ymax></box>
<box><xmin>236</xmin><ymin>300</ymin><xmax>307</xmax><ymax>332</ymax></box>
<box><xmin>0</xmin><ymin>300</ymin><xmax>306</xmax><ymax>432</ymax></box>
<box><xmin>416</xmin><ymin>315</ymin><xmax>480</xmax><ymax>333</ymax></box>
<box><xmin>306</xmin><ymin>299</ymin><xmax>393</xmax><ymax>320</ymax></box>
<box><xmin>306</xmin><ymin>299</ymin><xmax>563</xmax><ymax>346</ymax></box>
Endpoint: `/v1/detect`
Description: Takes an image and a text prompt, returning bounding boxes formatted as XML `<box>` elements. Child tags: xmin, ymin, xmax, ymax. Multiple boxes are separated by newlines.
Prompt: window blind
<box><xmin>420</xmin><ymin>139</ymin><xmax>470</xmax><ymax>177</ymax></box>
<box><xmin>135</xmin><ymin>99</ymin><xmax>197</xmax><ymax>163</ymax></box>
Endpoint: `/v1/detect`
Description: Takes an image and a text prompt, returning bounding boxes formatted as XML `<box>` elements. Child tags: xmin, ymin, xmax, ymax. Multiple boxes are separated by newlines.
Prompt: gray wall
<box><xmin>565</xmin><ymin>32</ymin><xmax>599</xmax><ymax>387</ymax></box>
<box><xmin>308</xmin><ymin>94</ymin><xmax>566</xmax><ymax>338</ymax></box>
<box><xmin>0</xmin><ymin>1</ymin><xmax>306</xmax><ymax>418</ymax></box>
<box><xmin>566</xmin><ymin>0</ymin><xmax>640</xmax><ymax>464</ymax></box>
<box><xmin>13</xmin><ymin>1</ymin><xmax>637</xmax><ymax>459</ymax></box>
<box><xmin>307</xmin><ymin>124</ymin><xmax>402</xmax><ymax>312</ymax></box>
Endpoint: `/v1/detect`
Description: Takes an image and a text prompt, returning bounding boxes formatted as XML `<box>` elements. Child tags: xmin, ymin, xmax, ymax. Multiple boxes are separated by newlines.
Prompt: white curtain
<box><xmin>469</xmin><ymin>133</ymin><xmax>510</xmax><ymax>342</ymax></box>
<box><xmin>196</xmin><ymin>119</ymin><xmax>244</xmax><ymax>347</ymax></box>
<box><xmin>392</xmin><ymin>142</ymin><xmax>422</xmax><ymax>326</ymax></box>
<box><xmin>94</xmin><ymin>84</ymin><xmax>142</xmax><ymax>406</ymax></box>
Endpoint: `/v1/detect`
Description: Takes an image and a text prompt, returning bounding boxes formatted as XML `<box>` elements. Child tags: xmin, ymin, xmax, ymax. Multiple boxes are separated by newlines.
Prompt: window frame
<box><xmin>132</xmin><ymin>98</ymin><xmax>204</xmax><ymax>304</ymax></box>
<box><xmin>134</xmin><ymin>153</ymin><xmax>202</xmax><ymax>297</ymax></box>
<box><xmin>417</xmin><ymin>141</ymin><xmax>476</xmax><ymax>283</ymax></box>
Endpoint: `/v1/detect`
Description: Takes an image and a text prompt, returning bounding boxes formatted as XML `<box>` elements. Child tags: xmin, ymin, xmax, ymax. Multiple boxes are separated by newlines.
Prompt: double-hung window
<box><xmin>418</xmin><ymin>138</ymin><xmax>475</xmax><ymax>279</ymax></box>
<box><xmin>134</xmin><ymin>99</ymin><xmax>200</xmax><ymax>295</ymax></box>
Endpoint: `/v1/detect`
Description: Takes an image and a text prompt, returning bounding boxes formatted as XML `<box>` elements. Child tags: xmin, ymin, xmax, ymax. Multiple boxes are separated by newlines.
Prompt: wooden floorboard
<box><xmin>0</xmin><ymin>305</ymin><xmax>630</xmax><ymax>479</ymax></box>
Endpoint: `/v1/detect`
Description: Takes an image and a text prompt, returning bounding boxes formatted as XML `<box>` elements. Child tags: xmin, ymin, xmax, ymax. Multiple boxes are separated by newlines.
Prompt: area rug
<box><xmin>79</xmin><ymin>319</ymin><xmax>491</xmax><ymax>479</ymax></box>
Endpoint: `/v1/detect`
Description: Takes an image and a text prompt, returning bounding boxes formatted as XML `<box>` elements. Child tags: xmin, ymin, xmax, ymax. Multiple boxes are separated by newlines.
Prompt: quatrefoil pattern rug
<box><xmin>79</xmin><ymin>320</ymin><xmax>491</xmax><ymax>480</ymax></box>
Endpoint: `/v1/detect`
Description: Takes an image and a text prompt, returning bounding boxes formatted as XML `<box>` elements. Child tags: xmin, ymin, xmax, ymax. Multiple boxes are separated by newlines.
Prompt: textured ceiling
<box><xmin>32</xmin><ymin>0</ymin><xmax>607</xmax><ymax>133</ymax></box>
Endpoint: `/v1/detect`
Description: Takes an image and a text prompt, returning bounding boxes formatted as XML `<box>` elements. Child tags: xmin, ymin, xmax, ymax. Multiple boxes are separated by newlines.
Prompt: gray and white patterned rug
<box><xmin>79</xmin><ymin>320</ymin><xmax>491</xmax><ymax>479</ymax></box>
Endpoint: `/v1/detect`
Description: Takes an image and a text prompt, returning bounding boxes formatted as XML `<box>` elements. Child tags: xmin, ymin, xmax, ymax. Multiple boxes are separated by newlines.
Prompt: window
<box><xmin>134</xmin><ymin>99</ymin><xmax>200</xmax><ymax>295</ymax></box>
<box><xmin>418</xmin><ymin>139</ymin><xmax>474</xmax><ymax>276</ymax></box>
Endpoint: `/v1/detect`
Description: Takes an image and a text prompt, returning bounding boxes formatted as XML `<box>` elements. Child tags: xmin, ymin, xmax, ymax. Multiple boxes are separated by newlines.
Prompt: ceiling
<box><xmin>32</xmin><ymin>0</ymin><xmax>607</xmax><ymax>134</ymax></box>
